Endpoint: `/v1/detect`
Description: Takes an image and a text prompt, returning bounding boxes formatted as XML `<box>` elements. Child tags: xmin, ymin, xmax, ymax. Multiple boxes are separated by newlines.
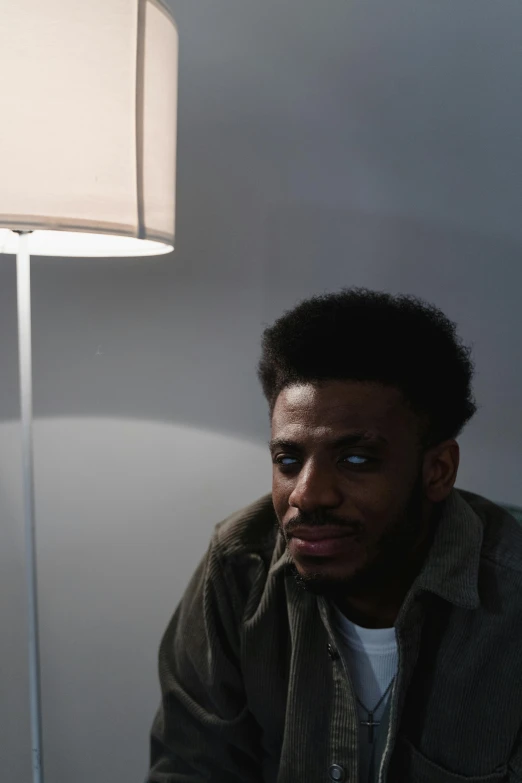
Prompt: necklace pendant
<box><xmin>361</xmin><ymin>712</ymin><xmax>379</xmax><ymax>744</ymax></box>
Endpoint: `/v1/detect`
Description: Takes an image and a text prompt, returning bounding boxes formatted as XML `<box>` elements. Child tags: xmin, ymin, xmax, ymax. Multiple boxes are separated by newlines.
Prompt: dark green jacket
<box><xmin>148</xmin><ymin>489</ymin><xmax>522</xmax><ymax>782</ymax></box>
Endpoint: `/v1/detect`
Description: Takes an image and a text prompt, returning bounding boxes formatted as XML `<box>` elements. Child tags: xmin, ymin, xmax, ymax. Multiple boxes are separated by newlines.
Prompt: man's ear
<box><xmin>423</xmin><ymin>439</ymin><xmax>460</xmax><ymax>503</ymax></box>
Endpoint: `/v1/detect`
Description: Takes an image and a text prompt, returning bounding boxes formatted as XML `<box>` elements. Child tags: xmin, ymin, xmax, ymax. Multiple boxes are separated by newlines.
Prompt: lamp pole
<box><xmin>16</xmin><ymin>230</ymin><xmax>44</xmax><ymax>783</ymax></box>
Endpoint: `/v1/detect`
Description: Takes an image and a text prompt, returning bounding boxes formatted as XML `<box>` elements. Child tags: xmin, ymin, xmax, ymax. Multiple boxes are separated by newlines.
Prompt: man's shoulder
<box><xmin>458</xmin><ymin>488</ymin><xmax>522</xmax><ymax>579</ymax></box>
<box><xmin>212</xmin><ymin>493</ymin><xmax>280</xmax><ymax>567</ymax></box>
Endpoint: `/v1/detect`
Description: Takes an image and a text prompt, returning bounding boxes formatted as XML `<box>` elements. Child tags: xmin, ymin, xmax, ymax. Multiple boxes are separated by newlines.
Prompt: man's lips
<box><xmin>288</xmin><ymin>526</ymin><xmax>356</xmax><ymax>541</ymax></box>
<box><xmin>287</xmin><ymin>526</ymin><xmax>359</xmax><ymax>558</ymax></box>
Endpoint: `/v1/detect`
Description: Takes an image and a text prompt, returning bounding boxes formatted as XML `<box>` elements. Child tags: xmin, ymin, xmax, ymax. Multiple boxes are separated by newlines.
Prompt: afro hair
<box><xmin>258</xmin><ymin>288</ymin><xmax>477</xmax><ymax>446</ymax></box>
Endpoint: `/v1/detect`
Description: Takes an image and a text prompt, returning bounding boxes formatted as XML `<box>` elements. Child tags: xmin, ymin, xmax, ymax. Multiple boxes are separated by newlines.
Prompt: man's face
<box><xmin>270</xmin><ymin>380</ymin><xmax>429</xmax><ymax>597</ymax></box>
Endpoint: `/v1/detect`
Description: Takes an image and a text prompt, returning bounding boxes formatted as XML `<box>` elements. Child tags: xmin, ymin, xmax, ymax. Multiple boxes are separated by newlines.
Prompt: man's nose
<box><xmin>288</xmin><ymin>461</ymin><xmax>343</xmax><ymax>513</ymax></box>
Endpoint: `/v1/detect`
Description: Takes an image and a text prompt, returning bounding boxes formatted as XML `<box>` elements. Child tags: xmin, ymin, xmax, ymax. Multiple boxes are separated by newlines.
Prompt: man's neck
<box><xmin>335</xmin><ymin>587</ymin><xmax>407</xmax><ymax>629</ymax></box>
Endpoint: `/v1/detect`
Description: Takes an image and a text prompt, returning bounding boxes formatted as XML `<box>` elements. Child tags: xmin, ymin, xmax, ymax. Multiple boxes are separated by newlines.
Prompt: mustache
<box><xmin>283</xmin><ymin>511</ymin><xmax>362</xmax><ymax>537</ymax></box>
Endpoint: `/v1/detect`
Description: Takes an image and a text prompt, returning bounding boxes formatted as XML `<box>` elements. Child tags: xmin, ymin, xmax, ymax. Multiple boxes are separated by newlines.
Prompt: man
<box><xmin>147</xmin><ymin>289</ymin><xmax>522</xmax><ymax>783</ymax></box>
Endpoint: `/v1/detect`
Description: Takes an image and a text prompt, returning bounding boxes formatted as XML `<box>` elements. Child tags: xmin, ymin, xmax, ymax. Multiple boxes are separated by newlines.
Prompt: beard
<box><xmin>281</xmin><ymin>471</ymin><xmax>429</xmax><ymax>600</ymax></box>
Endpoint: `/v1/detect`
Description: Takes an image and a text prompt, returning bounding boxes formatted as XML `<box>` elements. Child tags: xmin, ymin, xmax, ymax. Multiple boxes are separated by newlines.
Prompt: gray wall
<box><xmin>1</xmin><ymin>0</ymin><xmax>522</xmax><ymax>780</ymax></box>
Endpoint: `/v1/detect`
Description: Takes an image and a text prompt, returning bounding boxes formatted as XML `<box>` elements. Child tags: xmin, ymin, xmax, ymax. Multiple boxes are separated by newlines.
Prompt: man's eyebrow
<box><xmin>269</xmin><ymin>432</ymin><xmax>388</xmax><ymax>452</ymax></box>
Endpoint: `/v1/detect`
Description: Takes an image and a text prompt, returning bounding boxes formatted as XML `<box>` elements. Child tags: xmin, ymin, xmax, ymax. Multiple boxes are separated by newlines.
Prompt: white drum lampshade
<box><xmin>0</xmin><ymin>0</ymin><xmax>178</xmax><ymax>257</ymax></box>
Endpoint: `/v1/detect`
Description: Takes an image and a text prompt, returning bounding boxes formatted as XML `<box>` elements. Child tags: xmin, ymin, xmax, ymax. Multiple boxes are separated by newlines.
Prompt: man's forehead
<box><xmin>272</xmin><ymin>381</ymin><xmax>407</xmax><ymax>425</ymax></box>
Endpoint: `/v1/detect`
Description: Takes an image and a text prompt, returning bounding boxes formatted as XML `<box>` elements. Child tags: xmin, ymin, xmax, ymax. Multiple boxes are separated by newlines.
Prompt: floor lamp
<box><xmin>0</xmin><ymin>2</ymin><xmax>178</xmax><ymax>781</ymax></box>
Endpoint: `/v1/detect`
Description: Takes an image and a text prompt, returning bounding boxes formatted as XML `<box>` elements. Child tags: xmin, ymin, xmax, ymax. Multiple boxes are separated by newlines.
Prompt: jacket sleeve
<box><xmin>146</xmin><ymin>534</ymin><xmax>264</xmax><ymax>782</ymax></box>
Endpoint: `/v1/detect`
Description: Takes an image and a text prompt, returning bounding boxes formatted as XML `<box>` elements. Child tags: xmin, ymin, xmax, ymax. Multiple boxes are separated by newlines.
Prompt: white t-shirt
<box><xmin>332</xmin><ymin>606</ymin><xmax>398</xmax><ymax>783</ymax></box>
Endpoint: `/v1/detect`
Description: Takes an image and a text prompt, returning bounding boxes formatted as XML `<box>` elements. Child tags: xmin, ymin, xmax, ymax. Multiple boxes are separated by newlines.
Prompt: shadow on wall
<box><xmin>0</xmin><ymin>417</ymin><xmax>272</xmax><ymax>783</ymax></box>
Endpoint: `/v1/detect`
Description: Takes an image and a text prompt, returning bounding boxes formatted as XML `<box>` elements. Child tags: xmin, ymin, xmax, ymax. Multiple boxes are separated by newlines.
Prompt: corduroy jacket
<box><xmin>148</xmin><ymin>489</ymin><xmax>522</xmax><ymax>782</ymax></box>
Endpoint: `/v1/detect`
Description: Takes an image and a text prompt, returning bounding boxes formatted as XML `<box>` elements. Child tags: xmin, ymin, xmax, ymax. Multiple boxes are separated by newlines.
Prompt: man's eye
<box><xmin>274</xmin><ymin>455</ymin><xmax>299</xmax><ymax>466</ymax></box>
<box><xmin>343</xmin><ymin>455</ymin><xmax>370</xmax><ymax>465</ymax></box>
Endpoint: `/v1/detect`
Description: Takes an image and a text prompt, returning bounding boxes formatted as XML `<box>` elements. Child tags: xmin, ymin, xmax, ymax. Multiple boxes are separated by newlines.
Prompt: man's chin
<box><xmin>289</xmin><ymin>560</ymin><xmax>366</xmax><ymax>597</ymax></box>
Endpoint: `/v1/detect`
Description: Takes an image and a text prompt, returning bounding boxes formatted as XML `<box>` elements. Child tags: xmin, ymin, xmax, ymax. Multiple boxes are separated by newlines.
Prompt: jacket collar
<box><xmin>411</xmin><ymin>488</ymin><xmax>482</xmax><ymax>610</ymax></box>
